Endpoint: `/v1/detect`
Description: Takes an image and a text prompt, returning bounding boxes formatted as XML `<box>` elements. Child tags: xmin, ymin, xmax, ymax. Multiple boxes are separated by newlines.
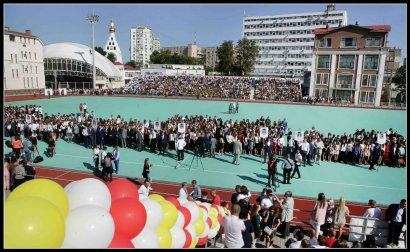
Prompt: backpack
<box><xmin>33</xmin><ymin>156</ymin><xmax>44</xmax><ymax>163</ymax></box>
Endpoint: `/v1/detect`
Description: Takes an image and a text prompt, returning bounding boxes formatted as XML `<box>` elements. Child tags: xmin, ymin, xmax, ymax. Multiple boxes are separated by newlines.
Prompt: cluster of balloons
<box><xmin>4</xmin><ymin>178</ymin><xmax>227</xmax><ymax>248</ymax></box>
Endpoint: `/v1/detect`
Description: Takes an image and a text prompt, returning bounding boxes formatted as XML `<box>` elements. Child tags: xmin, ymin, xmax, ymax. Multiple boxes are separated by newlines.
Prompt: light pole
<box><xmin>87</xmin><ymin>13</ymin><xmax>99</xmax><ymax>89</ymax></box>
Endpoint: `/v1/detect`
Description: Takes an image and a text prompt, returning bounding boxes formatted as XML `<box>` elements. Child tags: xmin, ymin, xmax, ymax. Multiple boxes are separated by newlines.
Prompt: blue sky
<box><xmin>4</xmin><ymin>4</ymin><xmax>407</xmax><ymax>63</ymax></box>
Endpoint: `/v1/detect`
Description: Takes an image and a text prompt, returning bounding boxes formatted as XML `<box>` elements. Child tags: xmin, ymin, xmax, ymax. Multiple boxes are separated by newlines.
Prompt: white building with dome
<box><xmin>43</xmin><ymin>42</ymin><xmax>124</xmax><ymax>89</ymax></box>
<box><xmin>104</xmin><ymin>19</ymin><xmax>123</xmax><ymax>64</ymax></box>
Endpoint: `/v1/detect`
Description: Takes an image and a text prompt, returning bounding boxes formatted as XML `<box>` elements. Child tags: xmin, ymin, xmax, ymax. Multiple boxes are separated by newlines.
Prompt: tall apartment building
<box><xmin>383</xmin><ymin>48</ymin><xmax>402</xmax><ymax>103</ymax></box>
<box><xmin>130</xmin><ymin>26</ymin><xmax>160</xmax><ymax>67</ymax></box>
<box><xmin>162</xmin><ymin>44</ymin><xmax>218</xmax><ymax>70</ymax></box>
<box><xmin>310</xmin><ymin>24</ymin><xmax>391</xmax><ymax>106</ymax></box>
<box><xmin>105</xmin><ymin>19</ymin><xmax>123</xmax><ymax>63</ymax></box>
<box><xmin>243</xmin><ymin>4</ymin><xmax>347</xmax><ymax>84</ymax></box>
<box><xmin>4</xmin><ymin>27</ymin><xmax>45</xmax><ymax>95</ymax></box>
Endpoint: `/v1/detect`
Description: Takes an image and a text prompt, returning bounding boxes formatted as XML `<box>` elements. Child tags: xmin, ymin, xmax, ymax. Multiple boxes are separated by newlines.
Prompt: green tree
<box><xmin>126</xmin><ymin>60</ymin><xmax>137</xmax><ymax>68</ymax></box>
<box><xmin>392</xmin><ymin>64</ymin><xmax>406</xmax><ymax>102</ymax></box>
<box><xmin>94</xmin><ymin>46</ymin><xmax>107</xmax><ymax>56</ymax></box>
<box><xmin>380</xmin><ymin>86</ymin><xmax>390</xmax><ymax>103</ymax></box>
<box><xmin>204</xmin><ymin>66</ymin><xmax>214</xmax><ymax>75</ymax></box>
<box><xmin>106</xmin><ymin>52</ymin><xmax>116</xmax><ymax>63</ymax></box>
<box><xmin>216</xmin><ymin>40</ymin><xmax>235</xmax><ymax>75</ymax></box>
<box><xmin>150</xmin><ymin>50</ymin><xmax>161</xmax><ymax>64</ymax></box>
<box><xmin>235</xmin><ymin>37</ymin><xmax>259</xmax><ymax>76</ymax></box>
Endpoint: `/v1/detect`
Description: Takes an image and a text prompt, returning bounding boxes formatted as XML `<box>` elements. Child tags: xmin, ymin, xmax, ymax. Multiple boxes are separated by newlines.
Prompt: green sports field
<box><xmin>4</xmin><ymin>96</ymin><xmax>407</xmax><ymax>205</ymax></box>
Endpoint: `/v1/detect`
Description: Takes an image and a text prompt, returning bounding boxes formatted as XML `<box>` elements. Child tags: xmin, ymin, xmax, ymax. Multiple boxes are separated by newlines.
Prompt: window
<box><xmin>339</xmin><ymin>55</ymin><xmax>355</xmax><ymax>69</ymax></box>
<box><xmin>341</xmin><ymin>37</ymin><xmax>357</xmax><ymax>47</ymax></box>
<box><xmin>366</xmin><ymin>37</ymin><xmax>372</xmax><ymax>47</ymax></box>
<box><xmin>362</xmin><ymin>75</ymin><xmax>377</xmax><ymax>87</ymax></box>
<box><xmin>326</xmin><ymin>38</ymin><xmax>332</xmax><ymax>47</ymax></box>
<box><xmin>11</xmin><ymin>54</ymin><xmax>13</xmax><ymax>63</ymax></box>
<box><xmin>374</xmin><ymin>37</ymin><xmax>381</xmax><ymax>46</ymax></box>
<box><xmin>359</xmin><ymin>91</ymin><xmax>375</xmax><ymax>104</ymax></box>
<box><xmin>31</xmin><ymin>77</ymin><xmax>34</xmax><ymax>87</ymax></box>
<box><xmin>30</xmin><ymin>65</ymin><xmax>32</xmax><ymax>73</ymax></box>
<box><xmin>316</xmin><ymin>73</ymin><xmax>329</xmax><ymax>85</ymax></box>
<box><xmin>319</xmin><ymin>38</ymin><xmax>324</xmax><ymax>47</ymax></box>
<box><xmin>318</xmin><ymin>56</ymin><xmax>330</xmax><ymax>68</ymax></box>
<box><xmin>316</xmin><ymin>73</ymin><xmax>322</xmax><ymax>84</ymax></box>
<box><xmin>15</xmin><ymin>54</ymin><xmax>17</xmax><ymax>63</ymax></box>
<box><xmin>34</xmin><ymin>52</ymin><xmax>37</xmax><ymax>60</ymax></box>
<box><xmin>12</xmin><ymin>69</ymin><xmax>14</xmax><ymax>78</ymax></box>
<box><xmin>323</xmin><ymin>73</ymin><xmax>329</xmax><ymax>85</ymax></box>
<box><xmin>23</xmin><ymin>77</ymin><xmax>26</xmax><ymax>87</ymax></box>
<box><xmin>337</xmin><ymin>75</ymin><xmax>354</xmax><ymax>89</ymax></box>
<box><xmin>107</xmin><ymin>46</ymin><xmax>109</xmax><ymax>50</ymax></box>
<box><xmin>36</xmin><ymin>77</ymin><xmax>39</xmax><ymax>87</ymax></box>
<box><xmin>364</xmin><ymin>55</ymin><xmax>379</xmax><ymax>69</ymax></box>
<box><xmin>29</xmin><ymin>52</ymin><xmax>31</xmax><ymax>59</ymax></box>
<box><xmin>36</xmin><ymin>66</ymin><xmax>38</xmax><ymax>74</ymax></box>
<box><xmin>16</xmin><ymin>69</ymin><xmax>18</xmax><ymax>78</ymax></box>
<box><xmin>9</xmin><ymin>35</ymin><xmax>15</xmax><ymax>41</ymax></box>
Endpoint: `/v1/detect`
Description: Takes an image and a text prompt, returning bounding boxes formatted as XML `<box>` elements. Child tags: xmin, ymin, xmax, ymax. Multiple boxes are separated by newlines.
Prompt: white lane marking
<box><xmin>51</xmin><ymin>153</ymin><xmax>406</xmax><ymax>191</ymax></box>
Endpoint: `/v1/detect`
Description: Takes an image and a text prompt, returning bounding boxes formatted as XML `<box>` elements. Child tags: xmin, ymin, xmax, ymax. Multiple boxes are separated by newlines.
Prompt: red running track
<box><xmin>35</xmin><ymin>165</ymin><xmax>387</xmax><ymax>234</ymax></box>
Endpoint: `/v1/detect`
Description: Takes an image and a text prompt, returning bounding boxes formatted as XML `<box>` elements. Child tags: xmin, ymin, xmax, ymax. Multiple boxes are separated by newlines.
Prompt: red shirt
<box><xmin>325</xmin><ymin>237</ymin><xmax>337</xmax><ymax>248</ymax></box>
<box><xmin>268</xmin><ymin>158</ymin><xmax>277</xmax><ymax>174</ymax></box>
<box><xmin>212</xmin><ymin>195</ymin><xmax>221</xmax><ymax>206</ymax></box>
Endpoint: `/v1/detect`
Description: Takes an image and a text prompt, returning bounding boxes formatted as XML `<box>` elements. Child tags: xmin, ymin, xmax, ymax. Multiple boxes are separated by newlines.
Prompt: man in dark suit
<box><xmin>385</xmin><ymin>199</ymin><xmax>406</xmax><ymax>247</ymax></box>
<box><xmin>389</xmin><ymin>143</ymin><xmax>399</xmax><ymax>167</ymax></box>
<box><xmin>369</xmin><ymin>143</ymin><xmax>381</xmax><ymax>170</ymax></box>
<box><xmin>196</xmin><ymin>132</ymin><xmax>206</xmax><ymax>157</ymax></box>
<box><xmin>159</xmin><ymin>131</ymin><xmax>168</xmax><ymax>156</ymax></box>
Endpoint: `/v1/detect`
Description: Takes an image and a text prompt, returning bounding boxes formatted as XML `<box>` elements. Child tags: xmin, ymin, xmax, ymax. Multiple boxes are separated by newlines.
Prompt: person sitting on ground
<box><xmin>289</xmin><ymin>230</ymin><xmax>305</xmax><ymax>248</ymax></box>
<box><xmin>325</xmin><ymin>228</ymin><xmax>338</xmax><ymax>248</ymax></box>
<box><xmin>300</xmin><ymin>239</ymin><xmax>312</xmax><ymax>248</ymax></box>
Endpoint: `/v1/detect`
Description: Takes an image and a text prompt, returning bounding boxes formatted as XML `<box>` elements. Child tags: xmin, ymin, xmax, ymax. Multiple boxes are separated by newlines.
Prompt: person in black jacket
<box><xmin>230</xmin><ymin>185</ymin><xmax>241</xmax><ymax>205</ymax></box>
<box><xmin>369</xmin><ymin>143</ymin><xmax>381</xmax><ymax>171</ymax></box>
<box><xmin>385</xmin><ymin>199</ymin><xmax>406</xmax><ymax>246</ymax></box>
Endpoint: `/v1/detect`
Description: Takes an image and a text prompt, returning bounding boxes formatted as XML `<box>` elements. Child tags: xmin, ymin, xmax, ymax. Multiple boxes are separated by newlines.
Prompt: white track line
<box><xmin>52</xmin><ymin>153</ymin><xmax>405</xmax><ymax>191</ymax></box>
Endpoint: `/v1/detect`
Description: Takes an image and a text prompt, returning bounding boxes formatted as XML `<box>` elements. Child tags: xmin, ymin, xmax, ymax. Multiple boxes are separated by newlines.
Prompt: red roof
<box><xmin>113</xmin><ymin>62</ymin><xmax>123</xmax><ymax>65</ymax></box>
<box><xmin>314</xmin><ymin>25</ymin><xmax>391</xmax><ymax>35</ymax></box>
<box><xmin>4</xmin><ymin>29</ymin><xmax>37</xmax><ymax>38</ymax></box>
<box><xmin>124</xmin><ymin>64</ymin><xmax>136</xmax><ymax>70</ymax></box>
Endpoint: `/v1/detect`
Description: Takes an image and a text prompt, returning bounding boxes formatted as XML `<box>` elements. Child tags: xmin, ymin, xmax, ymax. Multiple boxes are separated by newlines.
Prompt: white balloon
<box><xmin>66</xmin><ymin>178</ymin><xmax>111</xmax><ymax>211</ymax></box>
<box><xmin>64</xmin><ymin>181</ymin><xmax>78</xmax><ymax>193</ymax></box>
<box><xmin>131</xmin><ymin>227</ymin><xmax>159</xmax><ymax>248</ymax></box>
<box><xmin>185</xmin><ymin>224</ymin><xmax>196</xmax><ymax>240</ymax></box>
<box><xmin>170</xmin><ymin>226</ymin><xmax>186</xmax><ymax>248</ymax></box>
<box><xmin>183</xmin><ymin>201</ymin><xmax>199</xmax><ymax>225</ymax></box>
<box><xmin>207</xmin><ymin>223</ymin><xmax>220</xmax><ymax>239</ymax></box>
<box><xmin>61</xmin><ymin>205</ymin><xmax>115</xmax><ymax>248</ymax></box>
<box><xmin>174</xmin><ymin>210</ymin><xmax>185</xmax><ymax>228</ymax></box>
<box><xmin>140</xmin><ymin>198</ymin><xmax>163</xmax><ymax>228</ymax></box>
<box><xmin>177</xmin><ymin>197</ymin><xmax>188</xmax><ymax>206</ymax></box>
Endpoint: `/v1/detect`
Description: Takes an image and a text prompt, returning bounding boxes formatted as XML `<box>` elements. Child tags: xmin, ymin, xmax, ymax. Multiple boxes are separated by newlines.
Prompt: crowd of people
<box><xmin>172</xmin><ymin>180</ymin><xmax>406</xmax><ymax>248</ymax></box>
<box><xmin>253</xmin><ymin>78</ymin><xmax>302</xmax><ymax>101</ymax></box>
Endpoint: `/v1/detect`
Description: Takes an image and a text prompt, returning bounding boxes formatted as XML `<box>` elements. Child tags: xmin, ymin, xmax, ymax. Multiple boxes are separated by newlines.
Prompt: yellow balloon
<box><xmin>193</xmin><ymin>219</ymin><xmax>206</xmax><ymax>237</ymax></box>
<box><xmin>209</xmin><ymin>207</ymin><xmax>218</xmax><ymax>218</ymax></box>
<box><xmin>211</xmin><ymin>216</ymin><xmax>218</xmax><ymax>229</ymax></box>
<box><xmin>5</xmin><ymin>197</ymin><xmax>65</xmax><ymax>248</ymax></box>
<box><xmin>189</xmin><ymin>237</ymin><xmax>198</xmax><ymax>248</ymax></box>
<box><xmin>197</xmin><ymin>206</ymin><xmax>204</xmax><ymax>220</ymax></box>
<box><xmin>149</xmin><ymin>194</ymin><xmax>165</xmax><ymax>202</ymax></box>
<box><xmin>156</xmin><ymin>226</ymin><xmax>172</xmax><ymax>248</ymax></box>
<box><xmin>7</xmin><ymin>179</ymin><xmax>69</xmax><ymax>219</ymax></box>
<box><xmin>159</xmin><ymin>201</ymin><xmax>178</xmax><ymax>228</ymax></box>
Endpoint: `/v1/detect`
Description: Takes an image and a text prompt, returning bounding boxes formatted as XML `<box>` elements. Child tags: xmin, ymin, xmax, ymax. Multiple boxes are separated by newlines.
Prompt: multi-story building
<box><xmin>310</xmin><ymin>24</ymin><xmax>391</xmax><ymax>106</ymax></box>
<box><xmin>104</xmin><ymin>19</ymin><xmax>123</xmax><ymax>63</ymax></box>
<box><xmin>4</xmin><ymin>27</ymin><xmax>45</xmax><ymax>95</ymax></box>
<box><xmin>152</xmin><ymin>37</ymin><xmax>161</xmax><ymax>53</ymax></box>
<box><xmin>141</xmin><ymin>64</ymin><xmax>205</xmax><ymax>77</ymax></box>
<box><xmin>243</xmin><ymin>4</ymin><xmax>347</xmax><ymax>86</ymax></box>
<box><xmin>162</xmin><ymin>44</ymin><xmax>218</xmax><ymax>70</ymax></box>
<box><xmin>130</xmin><ymin>26</ymin><xmax>160</xmax><ymax>67</ymax></box>
<box><xmin>382</xmin><ymin>48</ymin><xmax>402</xmax><ymax>104</ymax></box>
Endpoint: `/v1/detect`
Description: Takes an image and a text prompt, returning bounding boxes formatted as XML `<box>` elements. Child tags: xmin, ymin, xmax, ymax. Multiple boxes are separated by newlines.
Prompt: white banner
<box><xmin>154</xmin><ymin>121</ymin><xmax>161</xmax><ymax>131</ymax></box>
<box><xmin>25</xmin><ymin>114</ymin><xmax>32</xmax><ymax>124</ymax></box>
<box><xmin>178</xmin><ymin>123</ymin><xmax>186</xmax><ymax>134</ymax></box>
<box><xmin>45</xmin><ymin>89</ymin><xmax>53</xmax><ymax>96</ymax></box>
<box><xmin>377</xmin><ymin>133</ymin><xmax>386</xmax><ymax>144</ymax></box>
<box><xmin>294</xmin><ymin>131</ymin><xmax>304</xmax><ymax>142</ymax></box>
<box><xmin>259</xmin><ymin>127</ymin><xmax>268</xmax><ymax>138</ymax></box>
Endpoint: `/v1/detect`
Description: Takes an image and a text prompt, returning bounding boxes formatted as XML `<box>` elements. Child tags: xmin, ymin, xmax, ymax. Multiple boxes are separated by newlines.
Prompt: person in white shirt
<box><xmin>222</xmin><ymin>204</ymin><xmax>246</xmax><ymax>248</ymax></box>
<box><xmin>260</xmin><ymin>189</ymin><xmax>275</xmax><ymax>216</ymax></box>
<box><xmin>138</xmin><ymin>179</ymin><xmax>153</xmax><ymax>200</ymax></box>
<box><xmin>179</xmin><ymin>182</ymin><xmax>189</xmax><ymax>199</ymax></box>
<box><xmin>299</xmin><ymin>138</ymin><xmax>310</xmax><ymax>166</ymax></box>
<box><xmin>314</xmin><ymin>138</ymin><xmax>324</xmax><ymax>165</ymax></box>
<box><xmin>175</xmin><ymin>134</ymin><xmax>187</xmax><ymax>161</ymax></box>
<box><xmin>362</xmin><ymin>199</ymin><xmax>382</xmax><ymax>219</ymax></box>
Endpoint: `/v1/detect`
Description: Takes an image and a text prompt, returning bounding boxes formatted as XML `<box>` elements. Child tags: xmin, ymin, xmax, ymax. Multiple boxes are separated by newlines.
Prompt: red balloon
<box><xmin>197</xmin><ymin>236</ymin><xmax>208</xmax><ymax>246</ymax></box>
<box><xmin>183</xmin><ymin>228</ymin><xmax>192</xmax><ymax>248</ymax></box>
<box><xmin>206</xmin><ymin>217</ymin><xmax>212</xmax><ymax>228</ymax></box>
<box><xmin>177</xmin><ymin>206</ymin><xmax>191</xmax><ymax>228</ymax></box>
<box><xmin>108</xmin><ymin>232</ymin><xmax>135</xmax><ymax>248</ymax></box>
<box><xmin>108</xmin><ymin>178</ymin><xmax>139</xmax><ymax>201</ymax></box>
<box><xmin>110</xmin><ymin>198</ymin><xmax>147</xmax><ymax>238</ymax></box>
<box><xmin>217</xmin><ymin>214</ymin><xmax>223</xmax><ymax>224</ymax></box>
<box><xmin>166</xmin><ymin>197</ymin><xmax>181</xmax><ymax>208</ymax></box>
<box><xmin>199</xmin><ymin>205</ymin><xmax>208</xmax><ymax>213</ymax></box>
<box><xmin>211</xmin><ymin>204</ymin><xmax>219</xmax><ymax>211</ymax></box>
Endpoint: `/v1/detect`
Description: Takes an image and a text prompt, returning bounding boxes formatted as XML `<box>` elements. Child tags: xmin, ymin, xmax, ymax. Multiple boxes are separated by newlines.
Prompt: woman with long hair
<box><xmin>310</xmin><ymin>192</ymin><xmax>328</xmax><ymax>239</ymax></box>
<box><xmin>333</xmin><ymin>197</ymin><xmax>350</xmax><ymax>239</ymax></box>
<box><xmin>250</xmin><ymin>204</ymin><xmax>262</xmax><ymax>242</ymax></box>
